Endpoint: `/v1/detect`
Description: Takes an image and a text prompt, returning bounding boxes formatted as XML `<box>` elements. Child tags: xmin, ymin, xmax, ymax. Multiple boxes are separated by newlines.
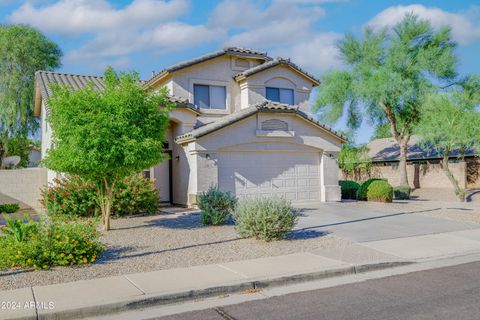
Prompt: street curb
<box><xmin>26</xmin><ymin>261</ymin><xmax>412</xmax><ymax>320</ymax></box>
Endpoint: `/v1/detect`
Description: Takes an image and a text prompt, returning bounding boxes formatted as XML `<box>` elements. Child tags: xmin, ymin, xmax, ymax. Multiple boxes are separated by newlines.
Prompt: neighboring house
<box><xmin>28</xmin><ymin>146</ymin><xmax>41</xmax><ymax>167</ymax></box>
<box><xmin>363</xmin><ymin>136</ymin><xmax>480</xmax><ymax>189</ymax></box>
<box><xmin>34</xmin><ymin>47</ymin><xmax>345</xmax><ymax>206</ymax></box>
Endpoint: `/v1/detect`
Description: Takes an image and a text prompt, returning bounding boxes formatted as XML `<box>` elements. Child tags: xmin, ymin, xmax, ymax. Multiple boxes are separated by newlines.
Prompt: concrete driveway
<box><xmin>295</xmin><ymin>201</ymin><xmax>480</xmax><ymax>242</ymax></box>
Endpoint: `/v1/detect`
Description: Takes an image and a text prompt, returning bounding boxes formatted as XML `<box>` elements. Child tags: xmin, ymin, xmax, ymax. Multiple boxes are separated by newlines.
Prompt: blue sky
<box><xmin>1</xmin><ymin>0</ymin><xmax>479</xmax><ymax>143</ymax></box>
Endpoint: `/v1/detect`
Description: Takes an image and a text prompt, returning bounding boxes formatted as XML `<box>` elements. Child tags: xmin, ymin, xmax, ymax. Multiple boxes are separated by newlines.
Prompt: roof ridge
<box><xmin>36</xmin><ymin>70</ymin><xmax>104</xmax><ymax>79</ymax></box>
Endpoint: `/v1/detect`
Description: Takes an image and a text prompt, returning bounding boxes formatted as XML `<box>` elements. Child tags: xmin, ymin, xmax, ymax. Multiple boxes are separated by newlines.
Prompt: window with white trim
<box><xmin>194</xmin><ymin>84</ymin><xmax>227</xmax><ymax>109</ymax></box>
<box><xmin>266</xmin><ymin>87</ymin><xmax>294</xmax><ymax>105</ymax></box>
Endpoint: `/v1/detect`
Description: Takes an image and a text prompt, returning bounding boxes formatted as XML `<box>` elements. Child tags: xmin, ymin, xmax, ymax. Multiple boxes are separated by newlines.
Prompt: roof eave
<box><xmin>233</xmin><ymin>63</ymin><xmax>320</xmax><ymax>86</ymax></box>
<box><xmin>33</xmin><ymin>81</ymin><xmax>42</xmax><ymax>116</ymax></box>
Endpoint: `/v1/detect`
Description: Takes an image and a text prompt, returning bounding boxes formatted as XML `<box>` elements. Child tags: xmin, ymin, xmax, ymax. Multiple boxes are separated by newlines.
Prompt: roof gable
<box><xmin>233</xmin><ymin>58</ymin><xmax>320</xmax><ymax>86</ymax></box>
<box><xmin>144</xmin><ymin>47</ymin><xmax>271</xmax><ymax>88</ymax></box>
<box><xmin>175</xmin><ymin>101</ymin><xmax>346</xmax><ymax>143</ymax></box>
<box><xmin>34</xmin><ymin>71</ymin><xmax>199</xmax><ymax>116</ymax></box>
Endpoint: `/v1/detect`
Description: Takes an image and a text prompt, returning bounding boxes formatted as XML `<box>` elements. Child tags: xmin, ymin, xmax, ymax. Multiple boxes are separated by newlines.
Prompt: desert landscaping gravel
<box><xmin>0</xmin><ymin>211</ymin><xmax>350</xmax><ymax>291</ymax></box>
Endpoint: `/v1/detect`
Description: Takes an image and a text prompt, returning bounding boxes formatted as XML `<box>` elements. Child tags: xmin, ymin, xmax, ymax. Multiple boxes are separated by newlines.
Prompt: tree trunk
<box><xmin>381</xmin><ymin>102</ymin><xmax>412</xmax><ymax>188</ymax></box>
<box><xmin>398</xmin><ymin>138</ymin><xmax>409</xmax><ymax>187</ymax></box>
<box><xmin>441</xmin><ymin>147</ymin><xmax>465</xmax><ymax>202</ymax></box>
<box><xmin>98</xmin><ymin>178</ymin><xmax>114</xmax><ymax>231</ymax></box>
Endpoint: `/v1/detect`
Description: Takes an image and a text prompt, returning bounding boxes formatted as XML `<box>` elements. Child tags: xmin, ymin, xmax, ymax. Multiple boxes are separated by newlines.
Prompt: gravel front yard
<box><xmin>0</xmin><ymin>211</ymin><xmax>350</xmax><ymax>291</ymax></box>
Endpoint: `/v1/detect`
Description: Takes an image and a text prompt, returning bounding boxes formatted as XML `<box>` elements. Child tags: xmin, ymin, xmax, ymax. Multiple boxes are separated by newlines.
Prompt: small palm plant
<box><xmin>1</xmin><ymin>216</ymin><xmax>37</xmax><ymax>242</ymax></box>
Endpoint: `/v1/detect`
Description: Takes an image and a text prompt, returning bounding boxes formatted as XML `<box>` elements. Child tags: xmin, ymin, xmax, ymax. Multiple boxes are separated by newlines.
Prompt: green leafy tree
<box><xmin>416</xmin><ymin>77</ymin><xmax>480</xmax><ymax>201</ymax></box>
<box><xmin>371</xmin><ymin>123</ymin><xmax>392</xmax><ymax>140</ymax></box>
<box><xmin>338</xmin><ymin>143</ymin><xmax>371</xmax><ymax>180</ymax></box>
<box><xmin>6</xmin><ymin>136</ymin><xmax>31</xmax><ymax>168</ymax></box>
<box><xmin>43</xmin><ymin>68</ymin><xmax>173</xmax><ymax>230</ymax></box>
<box><xmin>0</xmin><ymin>24</ymin><xmax>61</xmax><ymax>166</ymax></box>
<box><xmin>315</xmin><ymin>14</ymin><xmax>457</xmax><ymax>187</ymax></box>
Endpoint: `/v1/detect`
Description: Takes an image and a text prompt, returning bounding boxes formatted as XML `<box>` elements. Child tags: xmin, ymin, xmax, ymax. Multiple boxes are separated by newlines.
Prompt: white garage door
<box><xmin>217</xmin><ymin>152</ymin><xmax>321</xmax><ymax>203</ymax></box>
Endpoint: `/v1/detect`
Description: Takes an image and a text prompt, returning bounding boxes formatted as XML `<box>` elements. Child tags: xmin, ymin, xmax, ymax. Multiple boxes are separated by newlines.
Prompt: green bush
<box><xmin>367</xmin><ymin>180</ymin><xmax>393</xmax><ymax>202</ymax></box>
<box><xmin>112</xmin><ymin>175</ymin><xmax>159</xmax><ymax>217</ymax></box>
<box><xmin>0</xmin><ymin>203</ymin><xmax>20</xmax><ymax>214</ymax></box>
<box><xmin>41</xmin><ymin>176</ymin><xmax>98</xmax><ymax>217</ymax></box>
<box><xmin>42</xmin><ymin>175</ymin><xmax>159</xmax><ymax>217</ymax></box>
<box><xmin>339</xmin><ymin>180</ymin><xmax>360</xmax><ymax>199</ymax></box>
<box><xmin>5</xmin><ymin>136</ymin><xmax>31</xmax><ymax>168</ymax></box>
<box><xmin>198</xmin><ymin>187</ymin><xmax>237</xmax><ymax>225</ymax></box>
<box><xmin>233</xmin><ymin>197</ymin><xmax>298</xmax><ymax>241</ymax></box>
<box><xmin>394</xmin><ymin>185</ymin><xmax>411</xmax><ymax>200</ymax></box>
<box><xmin>357</xmin><ymin>178</ymin><xmax>385</xmax><ymax>201</ymax></box>
<box><xmin>0</xmin><ymin>216</ymin><xmax>104</xmax><ymax>270</ymax></box>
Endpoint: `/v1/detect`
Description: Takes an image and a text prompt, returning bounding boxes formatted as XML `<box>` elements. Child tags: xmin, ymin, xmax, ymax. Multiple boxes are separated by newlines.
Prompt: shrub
<box><xmin>233</xmin><ymin>197</ymin><xmax>298</xmax><ymax>241</ymax></box>
<box><xmin>394</xmin><ymin>185</ymin><xmax>411</xmax><ymax>200</ymax></box>
<box><xmin>0</xmin><ymin>216</ymin><xmax>104</xmax><ymax>270</ymax></box>
<box><xmin>42</xmin><ymin>175</ymin><xmax>159</xmax><ymax>217</ymax></box>
<box><xmin>339</xmin><ymin>180</ymin><xmax>360</xmax><ymax>199</ymax></box>
<box><xmin>41</xmin><ymin>176</ymin><xmax>98</xmax><ymax>217</ymax></box>
<box><xmin>112</xmin><ymin>175</ymin><xmax>159</xmax><ymax>217</ymax></box>
<box><xmin>5</xmin><ymin>136</ymin><xmax>31</xmax><ymax>168</ymax></box>
<box><xmin>198</xmin><ymin>187</ymin><xmax>237</xmax><ymax>225</ymax></box>
<box><xmin>357</xmin><ymin>178</ymin><xmax>385</xmax><ymax>201</ymax></box>
<box><xmin>367</xmin><ymin>180</ymin><xmax>393</xmax><ymax>202</ymax></box>
<box><xmin>0</xmin><ymin>203</ymin><xmax>20</xmax><ymax>213</ymax></box>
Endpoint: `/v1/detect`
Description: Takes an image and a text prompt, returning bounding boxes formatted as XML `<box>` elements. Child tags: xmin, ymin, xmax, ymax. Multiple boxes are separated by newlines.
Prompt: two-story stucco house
<box><xmin>34</xmin><ymin>47</ymin><xmax>345</xmax><ymax>207</ymax></box>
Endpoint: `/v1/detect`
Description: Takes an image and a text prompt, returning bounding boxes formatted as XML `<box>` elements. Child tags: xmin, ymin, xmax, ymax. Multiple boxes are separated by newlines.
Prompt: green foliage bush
<box><xmin>339</xmin><ymin>180</ymin><xmax>360</xmax><ymax>199</ymax></box>
<box><xmin>198</xmin><ymin>187</ymin><xmax>237</xmax><ymax>225</ymax></box>
<box><xmin>0</xmin><ymin>203</ymin><xmax>20</xmax><ymax>213</ymax></box>
<box><xmin>357</xmin><ymin>178</ymin><xmax>385</xmax><ymax>201</ymax></box>
<box><xmin>112</xmin><ymin>175</ymin><xmax>159</xmax><ymax>217</ymax></box>
<box><xmin>393</xmin><ymin>185</ymin><xmax>411</xmax><ymax>200</ymax></box>
<box><xmin>367</xmin><ymin>180</ymin><xmax>394</xmax><ymax>202</ymax></box>
<box><xmin>42</xmin><ymin>176</ymin><xmax>98</xmax><ymax>217</ymax></box>
<box><xmin>6</xmin><ymin>136</ymin><xmax>31</xmax><ymax>168</ymax></box>
<box><xmin>42</xmin><ymin>175</ymin><xmax>159</xmax><ymax>217</ymax></box>
<box><xmin>233</xmin><ymin>197</ymin><xmax>298</xmax><ymax>241</ymax></box>
<box><xmin>0</xmin><ymin>216</ymin><xmax>104</xmax><ymax>270</ymax></box>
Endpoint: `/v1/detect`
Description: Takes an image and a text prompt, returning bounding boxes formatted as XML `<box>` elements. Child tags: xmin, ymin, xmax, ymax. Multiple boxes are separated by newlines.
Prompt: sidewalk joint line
<box><xmin>216</xmin><ymin>264</ymin><xmax>249</xmax><ymax>279</ymax></box>
<box><xmin>30</xmin><ymin>287</ymin><xmax>39</xmax><ymax>320</ymax></box>
<box><xmin>123</xmin><ymin>275</ymin><xmax>146</xmax><ymax>295</ymax></box>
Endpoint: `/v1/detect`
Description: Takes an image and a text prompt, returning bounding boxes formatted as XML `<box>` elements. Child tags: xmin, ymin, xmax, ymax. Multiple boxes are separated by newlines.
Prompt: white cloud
<box><xmin>66</xmin><ymin>23</ymin><xmax>221</xmax><ymax>61</ymax></box>
<box><xmin>271</xmin><ymin>32</ymin><xmax>343</xmax><ymax>74</ymax></box>
<box><xmin>211</xmin><ymin>0</ymin><xmax>340</xmax><ymax>75</ymax></box>
<box><xmin>8</xmin><ymin>0</ymin><xmax>222</xmax><ymax>69</ymax></box>
<box><xmin>9</xmin><ymin>0</ymin><xmax>189</xmax><ymax>35</ymax></box>
<box><xmin>368</xmin><ymin>4</ymin><xmax>480</xmax><ymax>45</ymax></box>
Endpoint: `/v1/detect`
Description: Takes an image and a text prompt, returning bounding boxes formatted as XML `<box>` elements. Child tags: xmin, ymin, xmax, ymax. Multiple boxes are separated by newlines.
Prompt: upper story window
<box><xmin>194</xmin><ymin>84</ymin><xmax>227</xmax><ymax>109</ymax></box>
<box><xmin>266</xmin><ymin>87</ymin><xmax>294</xmax><ymax>105</ymax></box>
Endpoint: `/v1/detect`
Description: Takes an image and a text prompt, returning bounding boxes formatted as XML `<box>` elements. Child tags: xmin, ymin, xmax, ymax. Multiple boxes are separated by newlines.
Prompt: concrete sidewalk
<box><xmin>3</xmin><ymin>229</ymin><xmax>480</xmax><ymax>320</ymax></box>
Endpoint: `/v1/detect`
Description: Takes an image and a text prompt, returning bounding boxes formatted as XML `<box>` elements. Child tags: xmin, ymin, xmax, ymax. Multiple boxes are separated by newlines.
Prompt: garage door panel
<box><xmin>217</xmin><ymin>152</ymin><xmax>322</xmax><ymax>203</ymax></box>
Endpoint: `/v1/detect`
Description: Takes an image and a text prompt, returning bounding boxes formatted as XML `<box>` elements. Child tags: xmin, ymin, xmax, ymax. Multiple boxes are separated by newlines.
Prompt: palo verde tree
<box><xmin>416</xmin><ymin>76</ymin><xmax>480</xmax><ymax>201</ymax></box>
<box><xmin>43</xmin><ymin>67</ymin><xmax>173</xmax><ymax>231</ymax></box>
<box><xmin>315</xmin><ymin>14</ymin><xmax>457</xmax><ymax>187</ymax></box>
<box><xmin>0</xmin><ymin>24</ymin><xmax>61</xmax><ymax>166</ymax></box>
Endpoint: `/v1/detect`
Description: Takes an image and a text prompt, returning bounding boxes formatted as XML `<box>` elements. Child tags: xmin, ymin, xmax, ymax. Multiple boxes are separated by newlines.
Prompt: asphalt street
<box><xmin>156</xmin><ymin>261</ymin><xmax>480</xmax><ymax>320</ymax></box>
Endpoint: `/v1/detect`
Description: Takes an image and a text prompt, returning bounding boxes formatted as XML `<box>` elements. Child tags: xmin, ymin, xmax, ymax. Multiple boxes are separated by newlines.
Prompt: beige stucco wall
<box><xmin>182</xmin><ymin>112</ymin><xmax>342</xmax><ymax>206</ymax></box>
<box><xmin>168</xmin><ymin>56</ymin><xmax>254</xmax><ymax>120</ymax></box>
<box><xmin>238</xmin><ymin>66</ymin><xmax>314</xmax><ymax>114</ymax></box>
<box><xmin>0</xmin><ymin>168</ymin><xmax>47</xmax><ymax>210</ymax></box>
<box><xmin>153</xmin><ymin>57</ymin><xmax>316</xmax><ymax>125</ymax></box>
<box><xmin>340</xmin><ymin>161</ymin><xmax>467</xmax><ymax>189</ymax></box>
